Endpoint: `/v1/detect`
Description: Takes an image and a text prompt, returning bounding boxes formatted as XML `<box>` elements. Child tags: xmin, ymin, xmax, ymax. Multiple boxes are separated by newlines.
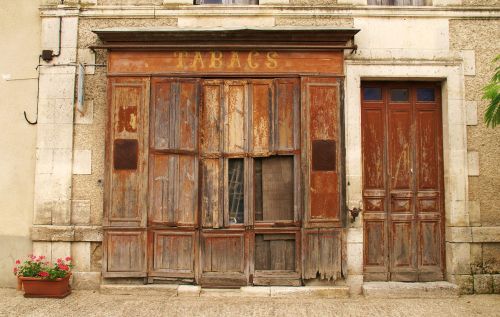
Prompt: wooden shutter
<box><xmin>301</xmin><ymin>77</ymin><xmax>345</xmax><ymax>281</ymax></box>
<box><xmin>149</xmin><ymin>78</ymin><xmax>199</xmax><ymax>227</ymax></box>
<box><xmin>302</xmin><ymin>77</ymin><xmax>344</xmax><ymax>227</ymax></box>
<box><xmin>148</xmin><ymin>78</ymin><xmax>199</xmax><ymax>280</ymax></box>
<box><xmin>103</xmin><ymin>77</ymin><xmax>149</xmax><ymax>277</ymax></box>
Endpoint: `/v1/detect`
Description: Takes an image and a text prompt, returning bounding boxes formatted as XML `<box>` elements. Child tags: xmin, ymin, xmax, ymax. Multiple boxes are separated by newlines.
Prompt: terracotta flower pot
<box><xmin>19</xmin><ymin>273</ymin><xmax>71</xmax><ymax>298</ymax></box>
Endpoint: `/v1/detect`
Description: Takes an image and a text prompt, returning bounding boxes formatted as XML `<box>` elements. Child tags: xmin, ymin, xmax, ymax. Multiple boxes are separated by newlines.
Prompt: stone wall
<box><xmin>449</xmin><ymin>19</ymin><xmax>500</xmax><ymax>294</ymax></box>
<box><xmin>26</xmin><ymin>2</ymin><xmax>500</xmax><ymax>294</ymax></box>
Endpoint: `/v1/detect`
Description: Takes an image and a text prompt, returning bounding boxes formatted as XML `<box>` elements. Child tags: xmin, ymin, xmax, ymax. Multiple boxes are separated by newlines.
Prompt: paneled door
<box><xmin>361</xmin><ymin>82</ymin><xmax>445</xmax><ymax>282</ymax></box>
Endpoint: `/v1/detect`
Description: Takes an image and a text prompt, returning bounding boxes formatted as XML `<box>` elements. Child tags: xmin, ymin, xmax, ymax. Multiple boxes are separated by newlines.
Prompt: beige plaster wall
<box><xmin>0</xmin><ymin>0</ymin><xmax>40</xmax><ymax>287</ymax></box>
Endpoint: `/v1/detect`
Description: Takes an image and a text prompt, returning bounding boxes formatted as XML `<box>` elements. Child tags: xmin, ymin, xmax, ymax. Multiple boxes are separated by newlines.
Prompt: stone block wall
<box><xmin>448</xmin><ymin>19</ymin><xmax>500</xmax><ymax>294</ymax></box>
<box><xmin>28</xmin><ymin>2</ymin><xmax>500</xmax><ymax>294</ymax></box>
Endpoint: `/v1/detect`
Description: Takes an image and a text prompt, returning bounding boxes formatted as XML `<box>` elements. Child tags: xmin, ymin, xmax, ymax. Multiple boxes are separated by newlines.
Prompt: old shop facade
<box><xmin>27</xmin><ymin>3</ymin><xmax>499</xmax><ymax>295</ymax></box>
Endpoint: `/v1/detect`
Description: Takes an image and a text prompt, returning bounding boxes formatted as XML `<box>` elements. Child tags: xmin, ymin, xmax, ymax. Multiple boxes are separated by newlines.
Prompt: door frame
<box><xmin>344</xmin><ymin>61</ymin><xmax>469</xmax><ymax>284</ymax></box>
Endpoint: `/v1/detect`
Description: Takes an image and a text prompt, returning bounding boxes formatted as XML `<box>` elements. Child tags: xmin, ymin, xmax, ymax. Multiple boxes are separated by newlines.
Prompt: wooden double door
<box><xmin>103</xmin><ymin>76</ymin><xmax>345</xmax><ymax>287</ymax></box>
<box><xmin>361</xmin><ymin>82</ymin><xmax>445</xmax><ymax>282</ymax></box>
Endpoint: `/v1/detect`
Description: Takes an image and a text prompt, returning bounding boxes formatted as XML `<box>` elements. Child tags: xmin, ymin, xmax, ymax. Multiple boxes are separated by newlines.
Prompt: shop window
<box><xmin>367</xmin><ymin>0</ymin><xmax>430</xmax><ymax>5</ymax></box>
<box><xmin>195</xmin><ymin>0</ymin><xmax>258</xmax><ymax>4</ymax></box>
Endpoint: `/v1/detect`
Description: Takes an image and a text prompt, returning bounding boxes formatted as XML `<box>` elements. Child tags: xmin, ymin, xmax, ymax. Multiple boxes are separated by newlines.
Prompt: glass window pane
<box><xmin>254</xmin><ymin>156</ymin><xmax>294</xmax><ymax>222</ymax></box>
<box><xmin>228</xmin><ymin>158</ymin><xmax>244</xmax><ymax>224</ymax></box>
<box><xmin>255</xmin><ymin>234</ymin><xmax>295</xmax><ymax>271</ymax></box>
<box><xmin>417</xmin><ymin>88</ymin><xmax>435</xmax><ymax>102</ymax></box>
<box><xmin>390</xmin><ymin>88</ymin><xmax>409</xmax><ymax>102</ymax></box>
<box><xmin>363</xmin><ymin>87</ymin><xmax>382</xmax><ymax>101</ymax></box>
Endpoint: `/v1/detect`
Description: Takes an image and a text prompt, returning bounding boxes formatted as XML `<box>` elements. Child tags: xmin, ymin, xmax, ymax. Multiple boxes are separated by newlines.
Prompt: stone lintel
<box><xmin>31</xmin><ymin>225</ymin><xmax>102</xmax><ymax>242</ymax></box>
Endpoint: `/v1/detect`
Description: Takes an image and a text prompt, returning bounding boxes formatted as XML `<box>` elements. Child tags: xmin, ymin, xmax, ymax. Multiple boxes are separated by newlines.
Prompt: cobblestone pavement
<box><xmin>0</xmin><ymin>289</ymin><xmax>499</xmax><ymax>317</ymax></box>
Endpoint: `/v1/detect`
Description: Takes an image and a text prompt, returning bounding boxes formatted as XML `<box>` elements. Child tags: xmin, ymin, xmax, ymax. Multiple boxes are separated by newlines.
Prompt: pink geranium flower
<box><xmin>39</xmin><ymin>271</ymin><xmax>49</xmax><ymax>277</ymax></box>
<box><xmin>15</xmin><ymin>260</ymin><xmax>20</xmax><ymax>265</ymax></box>
<box><xmin>65</xmin><ymin>256</ymin><xmax>72</xmax><ymax>261</ymax></box>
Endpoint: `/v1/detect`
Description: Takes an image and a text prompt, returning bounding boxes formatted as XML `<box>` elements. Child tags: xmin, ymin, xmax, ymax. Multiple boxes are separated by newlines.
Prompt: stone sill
<box><xmin>31</xmin><ymin>225</ymin><xmax>102</xmax><ymax>242</ymax></box>
<box><xmin>363</xmin><ymin>281</ymin><xmax>459</xmax><ymax>298</ymax></box>
<box><xmin>100</xmin><ymin>284</ymin><xmax>350</xmax><ymax>298</ymax></box>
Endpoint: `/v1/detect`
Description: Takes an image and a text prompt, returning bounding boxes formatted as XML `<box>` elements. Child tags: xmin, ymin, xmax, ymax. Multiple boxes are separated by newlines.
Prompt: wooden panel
<box><xmin>152</xmin><ymin>79</ymin><xmax>173</xmax><ymax>149</ymax></box>
<box><xmin>364</xmin><ymin>221</ymin><xmax>386</xmax><ymax>267</ymax></box>
<box><xmin>251</xmin><ymin>81</ymin><xmax>273</xmax><ymax>154</ymax></box>
<box><xmin>109</xmin><ymin>51</ymin><xmax>344</xmax><ymax>75</ymax></box>
<box><xmin>388</xmin><ymin>106</ymin><xmax>412</xmax><ymax>191</ymax></box>
<box><xmin>151</xmin><ymin>79</ymin><xmax>198</xmax><ymax>151</ymax></box>
<box><xmin>310</xmin><ymin>172</ymin><xmax>339</xmax><ymax>221</ymax></box>
<box><xmin>177</xmin><ymin>155</ymin><xmax>198</xmax><ymax>224</ymax></box>
<box><xmin>304</xmin><ymin>78</ymin><xmax>341</xmax><ymax>226</ymax></box>
<box><xmin>201</xmin><ymin>232</ymin><xmax>245</xmax><ymax>274</ymax></box>
<box><xmin>149</xmin><ymin>230</ymin><xmax>195</xmax><ymax>277</ymax></box>
<box><xmin>416</xmin><ymin>109</ymin><xmax>439</xmax><ymax>190</ymax></box>
<box><xmin>303</xmin><ymin>229</ymin><xmax>342</xmax><ymax>280</ymax></box>
<box><xmin>149</xmin><ymin>155</ymin><xmax>197</xmax><ymax>226</ymax></box>
<box><xmin>201</xmin><ymin>159</ymin><xmax>223</xmax><ymax>228</ymax></box>
<box><xmin>255</xmin><ymin>233</ymin><xmax>296</xmax><ymax>271</ymax></box>
<box><xmin>362</xmin><ymin>107</ymin><xmax>385</xmax><ymax>190</ymax></box>
<box><xmin>391</xmin><ymin>221</ymin><xmax>413</xmax><ymax>268</ymax></box>
<box><xmin>178</xmin><ymin>81</ymin><xmax>198</xmax><ymax>150</ymax></box>
<box><xmin>106</xmin><ymin>77</ymin><xmax>149</xmax><ymax>227</ymax></box>
<box><xmin>309</xmin><ymin>83</ymin><xmax>338</xmax><ymax>140</ymax></box>
<box><xmin>200</xmin><ymin>81</ymin><xmax>222</xmax><ymax>154</ymax></box>
<box><xmin>224</xmin><ymin>82</ymin><xmax>247</xmax><ymax>154</ymax></box>
<box><xmin>104</xmin><ymin>231</ymin><xmax>146</xmax><ymax>275</ymax></box>
<box><xmin>275</xmin><ymin>79</ymin><xmax>299</xmax><ymax>151</ymax></box>
<box><xmin>419</xmin><ymin>221</ymin><xmax>440</xmax><ymax>267</ymax></box>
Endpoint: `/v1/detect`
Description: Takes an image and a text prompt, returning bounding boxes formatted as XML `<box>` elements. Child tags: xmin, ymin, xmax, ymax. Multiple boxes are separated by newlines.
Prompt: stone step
<box><xmin>100</xmin><ymin>284</ymin><xmax>350</xmax><ymax>298</ymax></box>
<box><xmin>362</xmin><ymin>282</ymin><xmax>459</xmax><ymax>299</ymax></box>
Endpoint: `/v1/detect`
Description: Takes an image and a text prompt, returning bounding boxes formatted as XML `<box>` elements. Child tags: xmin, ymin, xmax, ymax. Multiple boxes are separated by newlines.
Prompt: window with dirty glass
<box><xmin>194</xmin><ymin>0</ymin><xmax>258</xmax><ymax>4</ymax></box>
<box><xmin>254</xmin><ymin>156</ymin><xmax>294</xmax><ymax>222</ymax></box>
<box><xmin>228</xmin><ymin>158</ymin><xmax>245</xmax><ymax>224</ymax></box>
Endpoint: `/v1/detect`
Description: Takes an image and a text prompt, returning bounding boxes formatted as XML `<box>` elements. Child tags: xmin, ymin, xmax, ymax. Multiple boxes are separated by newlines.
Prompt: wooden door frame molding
<box><xmin>344</xmin><ymin>61</ymin><xmax>470</xmax><ymax>282</ymax></box>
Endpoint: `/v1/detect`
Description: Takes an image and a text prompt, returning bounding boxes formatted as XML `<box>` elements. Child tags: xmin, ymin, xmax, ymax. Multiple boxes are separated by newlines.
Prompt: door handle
<box><xmin>347</xmin><ymin>207</ymin><xmax>362</xmax><ymax>223</ymax></box>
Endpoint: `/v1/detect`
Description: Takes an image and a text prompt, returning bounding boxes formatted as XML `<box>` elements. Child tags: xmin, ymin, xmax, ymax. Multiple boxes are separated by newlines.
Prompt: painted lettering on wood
<box><xmin>109</xmin><ymin>51</ymin><xmax>343</xmax><ymax>75</ymax></box>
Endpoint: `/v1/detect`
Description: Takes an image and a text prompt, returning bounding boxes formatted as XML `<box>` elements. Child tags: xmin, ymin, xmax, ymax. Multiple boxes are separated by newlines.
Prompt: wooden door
<box><xmin>361</xmin><ymin>82</ymin><xmax>445</xmax><ymax>282</ymax></box>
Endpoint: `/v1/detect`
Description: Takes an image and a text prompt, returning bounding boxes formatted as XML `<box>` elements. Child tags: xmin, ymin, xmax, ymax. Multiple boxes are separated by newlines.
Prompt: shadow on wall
<box><xmin>0</xmin><ymin>235</ymin><xmax>32</xmax><ymax>288</ymax></box>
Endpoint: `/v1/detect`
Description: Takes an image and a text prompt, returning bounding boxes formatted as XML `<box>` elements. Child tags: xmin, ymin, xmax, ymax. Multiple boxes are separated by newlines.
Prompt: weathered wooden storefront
<box><xmin>96</xmin><ymin>28</ymin><xmax>358</xmax><ymax>287</ymax></box>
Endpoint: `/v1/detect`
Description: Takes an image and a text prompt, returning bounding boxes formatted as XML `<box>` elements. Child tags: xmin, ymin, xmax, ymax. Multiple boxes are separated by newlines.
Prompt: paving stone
<box><xmin>100</xmin><ymin>284</ymin><xmax>178</xmax><ymax>296</ymax></box>
<box><xmin>271</xmin><ymin>286</ymin><xmax>349</xmax><ymax>298</ymax></box>
<box><xmin>177</xmin><ymin>285</ymin><xmax>200</xmax><ymax>297</ymax></box>
<box><xmin>240</xmin><ymin>286</ymin><xmax>270</xmax><ymax>297</ymax></box>
<box><xmin>362</xmin><ymin>282</ymin><xmax>459</xmax><ymax>298</ymax></box>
